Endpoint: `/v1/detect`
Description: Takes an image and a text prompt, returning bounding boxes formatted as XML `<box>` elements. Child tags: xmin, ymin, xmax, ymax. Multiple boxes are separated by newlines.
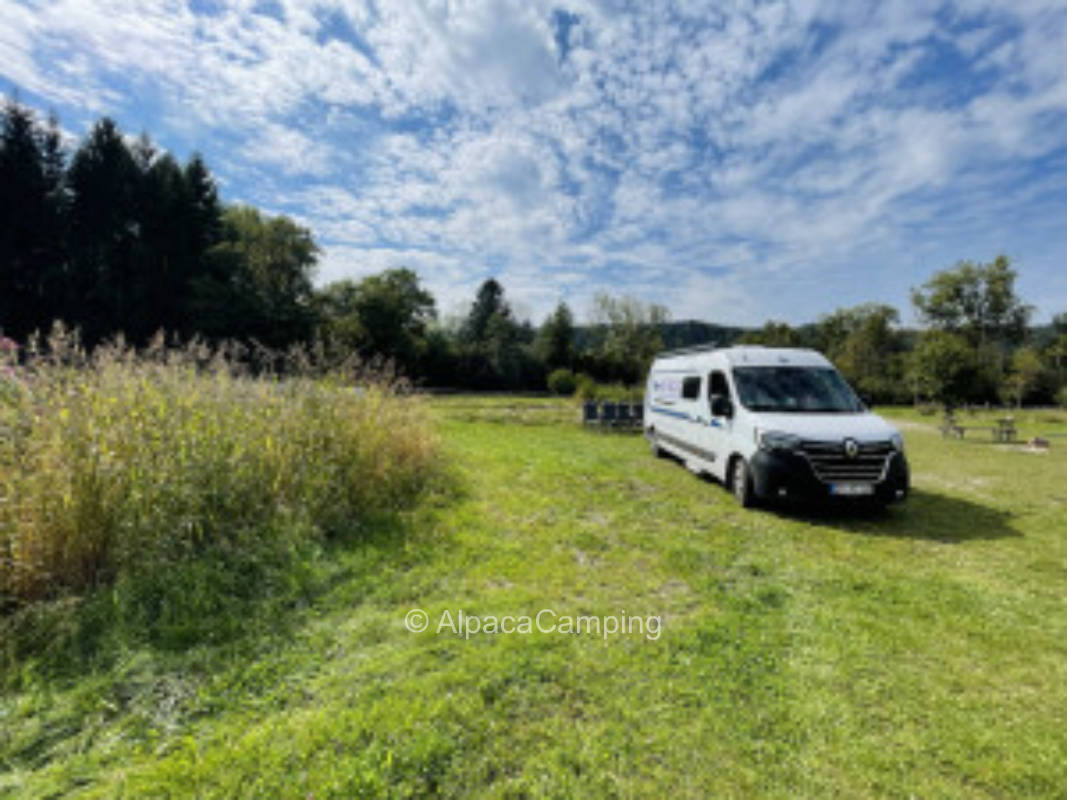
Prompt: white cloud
<box><xmin>3</xmin><ymin>0</ymin><xmax>1067</xmax><ymax>323</ymax></box>
<box><xmin>240</xmin><ymin>122</ymin><xmax>337</xmax><ymax>177</ymax></box>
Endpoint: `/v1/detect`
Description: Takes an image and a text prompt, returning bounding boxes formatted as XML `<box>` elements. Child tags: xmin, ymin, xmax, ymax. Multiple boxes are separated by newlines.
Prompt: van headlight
<box><xmin>757</xmin><ymin>430</ymin><xmax>802</xmax><ymax>452</ymax></box>
<box><xmin>890</xmin><ymin>433</ymin><xmax>904</xmax><ymax>452</ymax></box>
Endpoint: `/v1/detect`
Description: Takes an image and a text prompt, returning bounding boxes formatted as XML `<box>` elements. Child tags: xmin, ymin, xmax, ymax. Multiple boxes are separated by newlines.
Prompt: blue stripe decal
<box><xmin>651</xmin><ymin>406</ymin><xmax>726</xmax><ymax>428</ymax></box>
<box><xmin>650</xmin><ymin>405</ymin><xmax>691</xmax><ymax>421</ymax></box>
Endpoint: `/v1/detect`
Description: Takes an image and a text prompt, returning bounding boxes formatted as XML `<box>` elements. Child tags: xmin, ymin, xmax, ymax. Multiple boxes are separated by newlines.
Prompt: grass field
<box><xmin>3</xmin><ymin>396</ymin><xmax>1067</xmax><ymax>797</ymax></box>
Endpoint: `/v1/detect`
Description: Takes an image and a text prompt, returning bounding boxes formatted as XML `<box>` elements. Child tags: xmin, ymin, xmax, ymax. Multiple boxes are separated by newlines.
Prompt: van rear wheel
<box><xmin>730</xmin><ymin>456</ymin><xmax>756</xmax><ymax>508</ymax></box>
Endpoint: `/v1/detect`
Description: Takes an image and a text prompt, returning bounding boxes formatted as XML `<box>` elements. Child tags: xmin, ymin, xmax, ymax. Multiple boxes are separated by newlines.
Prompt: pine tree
<box><xmin>536</xmin><ymin>300</ymin><xmax>575</xmax><ymax>370</ymax></box>
<box><xmin>0</xmin><ymin>100</ymin><xmax>47</xmax><ymax>337</ymax></box>
<box><xmin>67</xmin><ymin>118</ymin><xmax>141</xmax><ymax>343</ymax></box>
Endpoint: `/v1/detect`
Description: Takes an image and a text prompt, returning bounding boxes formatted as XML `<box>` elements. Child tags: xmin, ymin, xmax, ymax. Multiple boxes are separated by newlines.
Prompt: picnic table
<box><xmin>940</xmin><ymin>414</ymin><xmax>1017</xmax><ymax>442</ymax></box>
<box><xmin>994</xmin><ymin>416</ymin><xmax>1017</xmax><ymax>442</ymax></box>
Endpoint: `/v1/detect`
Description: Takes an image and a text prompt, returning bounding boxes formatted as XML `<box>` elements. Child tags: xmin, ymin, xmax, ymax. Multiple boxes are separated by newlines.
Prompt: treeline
<box><xmin>0</xmin><ymin>99</ymin><xmax>668</xmax><ymax>389</ymax></box>
<box><xmin>1</xmin><ymin>99</ymin><xmax>317</xmax><ymax>349</ymax></box>
<box><xmin>3</xmin><ymin>99</ymin><xmax>1066</xmax><ymax>405</ymax></box>
<box><xmin>737</xmin><ymin>256</ymin><xmax>1067</xmax><ymax>408</ymax></box>
<box><xmin>317</xmin><ymin>250</ymin><xmax>1064</xmax><ymax>407</ymax></box>
<box><xmin>317</xmin><ymin>275</ymin><xmax>669</xmax><ymax>390</ymax></box>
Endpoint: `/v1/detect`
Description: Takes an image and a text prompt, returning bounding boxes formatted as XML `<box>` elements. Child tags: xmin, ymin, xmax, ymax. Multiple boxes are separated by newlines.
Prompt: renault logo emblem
<box><xmin>843</xmin><ymin>438</ymin><xmax>859</xmax><ymax>459</ymax></box>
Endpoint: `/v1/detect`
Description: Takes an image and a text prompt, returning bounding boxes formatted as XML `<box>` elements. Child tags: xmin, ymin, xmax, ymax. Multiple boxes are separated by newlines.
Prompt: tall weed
<box><xmin>0</xmin><ymin>326</ymin><xmax>440</xmax><ymax>611</ymax></box>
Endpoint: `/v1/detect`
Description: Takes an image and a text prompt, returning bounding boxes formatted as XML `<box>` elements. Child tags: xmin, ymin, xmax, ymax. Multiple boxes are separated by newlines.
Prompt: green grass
<box><xmin>892</xmin><ymin>403</ymin><xmax>1067</xmax><ymax>437</ymax></box>
<box><xmin>3</xmin><ymin>396</ymin><xmax>1067</xmax><ymax>797</ymax></box>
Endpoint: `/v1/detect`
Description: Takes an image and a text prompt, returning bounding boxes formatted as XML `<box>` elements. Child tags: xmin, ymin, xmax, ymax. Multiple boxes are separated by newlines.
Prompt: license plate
<box><xmin>831</xmin><ymin>482</ymin><xmax>874</xmax><ymax>497</ymax></box>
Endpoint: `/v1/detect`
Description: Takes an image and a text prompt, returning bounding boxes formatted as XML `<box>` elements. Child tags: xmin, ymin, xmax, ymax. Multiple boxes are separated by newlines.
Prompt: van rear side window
<box><xmin>681</xmin><ymin>376</ymin><xmax>701</xmax><ymax>400</ymax></box>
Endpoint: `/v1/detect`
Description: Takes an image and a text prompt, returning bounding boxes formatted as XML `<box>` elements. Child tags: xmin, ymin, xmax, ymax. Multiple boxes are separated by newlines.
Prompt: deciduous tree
<box><xmin>318</xmin><ymin>268</ymin><xmax>436</xmax><ymax>376</ymax></box>
<box><xmin>208</xmin><ymin>205</ymin><xmax>319</xmax><ymax>347</ymax></box>
<box><xmin>590</xmin><ymin>294</ymin><xmax>668</xmax><ymax>384</ymax></box>
<box><xmin>738</xmin><ymin>321</ymin><xmax>799</xmax><ymax>348</ymax></box>
<box><xmin>908</xmin><ymin>330</ymin><xmax>979</xmax><ymax>410</ymax></box>
<box><xmin>817</xmin><ymin>304</ymin><xmax>905</xmax><ymax>401</ymax></box>
<box><xmin>911</xmin><ymin>255</ymin><xmax>1032</xmax><ymax>348</ymax></box>
<box><xmin>1001</xmin><ymin>346</ymin><xmax>1044</xmax><ymax>408</ymax></box>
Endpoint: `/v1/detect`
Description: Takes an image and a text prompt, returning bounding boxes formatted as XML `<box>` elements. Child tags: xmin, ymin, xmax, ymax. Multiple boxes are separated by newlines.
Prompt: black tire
<box><xmin>730</xmin><ymin>456</ymin><xmax>756</xmax><ymax>508</ymax></box>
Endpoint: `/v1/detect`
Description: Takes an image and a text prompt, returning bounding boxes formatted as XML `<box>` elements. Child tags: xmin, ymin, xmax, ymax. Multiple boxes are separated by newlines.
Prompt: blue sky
<box><xmin>3</xmin><ymin>0</ymin><xmax>1066</xmax><ymax>326</ymax></box>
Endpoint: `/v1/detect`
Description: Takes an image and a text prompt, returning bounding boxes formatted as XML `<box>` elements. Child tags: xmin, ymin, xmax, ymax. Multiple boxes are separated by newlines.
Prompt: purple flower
<box><xmin>0</xmin><ymin>336</ymin><xmax>17</xmax><ymax>367</ymax></box>
<box><xmin>1</xmin><ymin>363</ymin><xmax>29</xmax><ymax>398</ymax></box>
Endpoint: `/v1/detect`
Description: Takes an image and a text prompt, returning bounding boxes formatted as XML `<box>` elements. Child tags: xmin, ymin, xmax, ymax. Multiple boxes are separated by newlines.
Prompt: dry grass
<box><xmin>0</xmin><ymin>325</ymin><xmax>440</xmax><ymax>608</ymax></box>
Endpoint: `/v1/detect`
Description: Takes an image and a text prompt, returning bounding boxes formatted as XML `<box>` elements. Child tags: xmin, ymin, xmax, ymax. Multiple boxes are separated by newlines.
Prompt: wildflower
<box><xmin>1</xmin><ymin>361</ymin><xmax>30</xmax><ymax>404</ymax></box>
<box><xmin>0</xmin><ymin>335</ymin><xmax>18</xmax><ymax>364</ymax></box>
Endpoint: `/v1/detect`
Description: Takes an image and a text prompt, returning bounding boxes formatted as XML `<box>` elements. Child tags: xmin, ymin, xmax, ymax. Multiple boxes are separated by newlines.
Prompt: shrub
<box><xmin>572</xmin><ymin>375</ymin><xmax>642</xmax><ymax>403</ymax></box>
<box><xmin>0</xmin><ymin>327</ymin><xmax>441</xmax><ymax>610</ymax></box>
<box><xmin>574</xmin><ymin>373</ymin><xmax>597</xmax><ymax>400</ymax></box>
<box><xmin>1058</xmin><ymin>385</ymin><xmax>1067</xmax><ymax>409</ymax></box>
<box><xmin>546</xmin><ymin>368</ymin><xmax>576</xmax><ymax>395</ymax></box>
<box><xmin>594</xmin><ymin>382</ymin><xmax>641</xmax><ymax>403</ymax></box>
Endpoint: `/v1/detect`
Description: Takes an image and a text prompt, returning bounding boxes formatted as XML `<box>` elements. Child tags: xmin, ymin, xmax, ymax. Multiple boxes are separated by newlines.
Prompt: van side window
<box><xmin>681</xmin><ymin>376</ymin><xmax>701</xmax><ymax>400</ymax></box>
<box><xmin>709</xmin><ymin>370</ymin><xmax>729</xmax><ymax>398</ymax></box>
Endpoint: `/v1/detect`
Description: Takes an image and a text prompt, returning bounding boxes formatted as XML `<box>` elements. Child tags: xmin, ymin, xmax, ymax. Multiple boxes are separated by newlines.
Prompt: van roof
<box><xmin>652</xmin><ymin>345</ymin><xmax>831</xmax><ymax>370</ymax></box>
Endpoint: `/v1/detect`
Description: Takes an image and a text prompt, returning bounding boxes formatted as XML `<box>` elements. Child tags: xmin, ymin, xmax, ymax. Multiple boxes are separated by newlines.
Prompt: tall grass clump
<box><xmin>573</xmin><ymin>374</ymin><xmax>643</xmax><ymax>403</ymax></box>
<box><xmin>0</xmin><ymin>326</ymin><xmax>440</xmax><ymax>619</ymax></box>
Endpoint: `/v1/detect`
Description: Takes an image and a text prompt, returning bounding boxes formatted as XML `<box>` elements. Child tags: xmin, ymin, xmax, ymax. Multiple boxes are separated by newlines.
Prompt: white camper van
<box><xmin>644</xmin><ymin>345</ymin><xmax>909</xmax><ymax>507</ymax></box>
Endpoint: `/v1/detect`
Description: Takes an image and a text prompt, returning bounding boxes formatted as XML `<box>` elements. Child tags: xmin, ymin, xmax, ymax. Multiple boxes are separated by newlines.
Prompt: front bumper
<box><xmin>749</xmin><ymin>448</ymin><xmax>910</xmax><ymax>505</ymax></box>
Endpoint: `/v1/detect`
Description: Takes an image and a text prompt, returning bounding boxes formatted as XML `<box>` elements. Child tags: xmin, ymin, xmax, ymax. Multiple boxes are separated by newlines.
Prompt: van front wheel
<box><xmin>730</xmin><ymin>456</ymin><xmax>756</xmax><ymax>508</ymax></box>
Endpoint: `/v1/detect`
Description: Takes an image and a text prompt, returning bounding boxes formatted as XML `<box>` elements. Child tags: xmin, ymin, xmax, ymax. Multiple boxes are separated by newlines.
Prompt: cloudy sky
<box><xmin>3</xmin><ymin>0</ymin><xmax>1066</xmax><ymax>326</ymax></box>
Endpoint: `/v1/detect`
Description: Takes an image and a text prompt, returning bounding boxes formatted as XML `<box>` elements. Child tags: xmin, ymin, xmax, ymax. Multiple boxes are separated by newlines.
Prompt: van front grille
<box><xmin>798</xmin><ymin>440</ymin><xmax>893</xmax><ymax>483</ymax></box>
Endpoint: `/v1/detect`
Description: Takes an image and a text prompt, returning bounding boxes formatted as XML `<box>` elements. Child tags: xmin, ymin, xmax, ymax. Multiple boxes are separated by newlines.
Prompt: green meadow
<box><xmin>3</xmin><ymin>394</ymin><xmax>1067</xmax><ymax>798</ymax></box>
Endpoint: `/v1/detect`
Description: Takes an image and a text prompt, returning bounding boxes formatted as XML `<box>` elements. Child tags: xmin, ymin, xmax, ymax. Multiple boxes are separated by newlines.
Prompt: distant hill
<box><xmin>572</xmin><ymin>318</ymin><xmax>751</xmax><ymax>353</ymax></box>
<box><xmin>657</xmin><ymin>319</ymin><xmax>749</xmax><ymax>349</ymax></box>
<box><xmin>573</xmin><ymin>317</ymin><xmax>1055</xmax><ymax>357</ymax></box>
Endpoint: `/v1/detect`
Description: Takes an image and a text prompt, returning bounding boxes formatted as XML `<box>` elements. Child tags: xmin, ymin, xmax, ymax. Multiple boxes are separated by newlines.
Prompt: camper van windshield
<box><xmin>731</xmin><ymin>366</ymin><xmax>864</xmax><ymax>413</ymax></box>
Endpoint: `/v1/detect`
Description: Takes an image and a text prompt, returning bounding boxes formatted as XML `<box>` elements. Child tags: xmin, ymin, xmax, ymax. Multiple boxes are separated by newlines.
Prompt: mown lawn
<box><xmin>3</xmin><ymin>398</ymin><xmax>1067</xmax><ymax>797</ymax></box>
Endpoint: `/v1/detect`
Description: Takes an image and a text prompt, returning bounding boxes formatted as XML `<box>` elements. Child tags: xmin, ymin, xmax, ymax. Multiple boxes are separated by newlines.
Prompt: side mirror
<box><xmin>711</xmin><ymin>395</ymin><xmax>733</xmax><ymax>418</ymax></box>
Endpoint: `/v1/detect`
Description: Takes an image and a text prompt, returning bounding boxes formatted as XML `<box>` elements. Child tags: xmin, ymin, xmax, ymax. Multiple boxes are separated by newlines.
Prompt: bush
<box><xmin>574</xmin><ymin>373</ymin><xmax>597</xmax><ymax>400</ymax></box>
<box><xmin>0</xmin><ymin>326</ymin><xmax>441</xmax><ymax>611</ymax></box>
<box><xmin>546</xmin><ymin>368</ymin><xmax>576</xmax><ymax>395</ymax></box>
<box><xmin>1058</xmin><ymin>385</ymin><xmax>1067</xmax><ymax>409</ymax></box>
<box><xmin>572</xmin><ymin>375</ymin><xmax>642</xmax><ymax>403</ymax></box>
<box><xmin>596</xmin><ymin>382</ymin><xmax>642</xmax><ymax>403</ymax></box>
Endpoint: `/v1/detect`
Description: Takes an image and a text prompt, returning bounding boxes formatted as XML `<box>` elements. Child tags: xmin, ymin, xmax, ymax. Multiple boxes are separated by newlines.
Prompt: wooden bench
<box><xmin>982</xmin><ymin>416</ymin><xmax>1019</xmax><ymax>442</ymax></box>
<box><xmin>941</xmin><ymin>424</ymin><xmax>994</xmax><ymax>439</ymax></box>
<box><xmin>994</xmin><ymin>419</ymin><xmax>1017</xmax><ymax>442</ymax></box>
<box><xmin>939</xmin><ymin>422</ymin><xmax>963</xmax><ymax>438</ymax></box>
<box><xmin>940</xmin><ymin>417</ymin><xmax>1017</xmax><ymax>442</ymax></box>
